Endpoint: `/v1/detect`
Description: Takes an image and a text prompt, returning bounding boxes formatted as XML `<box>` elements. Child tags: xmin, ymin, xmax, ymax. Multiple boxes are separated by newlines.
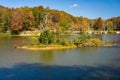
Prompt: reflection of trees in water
<box><xmin>40</xmin><ymin>51</ymin><xmax>54</xmax><ymax>65</ymax></box>
<box><xmin>23</xmin><ymin>50</ymin><xmax>54</xmax><ymax>65</ymax></box>
<box><xmin>78</xmin><ymin>47</ymin><xmax>99</xmax><ymax>54</ymax></box>
<box><xmin>11</xmin><ymin>36</ymin><xmax>27</xmax><ymax>46</ymax></box>
<box><xmin>102</xmin><ymin>34</ymin><xmax>120</xmax><ymax>44</ymax></box>
<box><xmin>28</xmin><ymin>50</ymin><xmax>67</xmax><ymax>65</ymax></box>
<box><xmin>0</xmin><ymin>36</ymin><xmax>28</xmax><ymax>47</ymax></box>
<box><xmin>10</xmin><ymin>36</ymin><xmax>39</xmax><ymax>47</ymax></box>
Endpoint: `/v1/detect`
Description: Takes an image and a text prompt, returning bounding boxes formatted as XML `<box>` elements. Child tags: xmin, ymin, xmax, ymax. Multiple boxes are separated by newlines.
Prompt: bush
<box><xmin>60</xmin><ymin>39</ymin><xmax>69</xmax><ymax>46</ymax></box>
<box><xmin>56</xmin><ymin>39</ymin><xmax>74</xmax><ymax>46</ymax></box>
<box><xmin>83</xmin><ymin>38</ymin><xmax>103</xmax><ymax>46</ymax></box>
<box><xmin>74</xmin><ymin>34</ymin><xmax>102</xmax><ymax>47</ymax></box>
<box><xmin>39</xmin><ymin>30</ymin><xmax>54</xmax><ymax>45</ymax></box>
<box><xmin>23</xmin><ymin>36</ymin><xmax>39</xmax><ymax>46</ymax></box>
<box><xmin>77</xmin><ymin>34</ymin><xmax>94</xmax><ymax>42</ymax></box>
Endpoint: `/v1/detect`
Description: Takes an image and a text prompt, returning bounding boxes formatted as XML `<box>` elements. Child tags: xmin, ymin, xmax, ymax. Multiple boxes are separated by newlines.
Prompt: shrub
<box><xmin>77</xmin><ymin>34</ymin><xmax>95</xmax><ymax>42</ymax></box>
<box><xmin>83</xmin><ymin>38</ymin><xmax>103</xmax><ymax>46</ymax></box>
<box><xmin>39</xmin><ymin>30</ymin><xmax>54</xmax><ymax>45</ymax></box>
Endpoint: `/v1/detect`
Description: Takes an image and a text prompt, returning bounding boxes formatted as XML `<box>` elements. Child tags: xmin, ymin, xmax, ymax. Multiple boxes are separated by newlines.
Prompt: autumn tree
<box><xmin>93</xmin><ymin>17</ymin><xmax>104</xmax><ymax>30</ymax></box>
<box><xmin>59</xmin><ymin>11</ymin><xmax>73</xmax><ymax>31</ymax></box>
<box><xmin>0</xmin><ymin>7</ymin><xmax>11</xmax><ymax>32</ymax></box>
<box><xmin>32</xmin><ymin>6</ymin><xmax>45</xmax><ymax>29</ymax></box>
<box><xmin>0</xmin><ymin>7</ymin><xmax>5</xmax><ymax>32</ymax></box>
<box><xmin>105</xmin><ymin>20</ymin><xmax>113</xmax><ymax>31</ymax></box>
<box><xmin>114</xmin><ymin>17</ymin><xmax>120</xmax><ymax>30</ymax></box>
<box><xmin>106</xmin><ymin>17</ymin><xmax>120</xmax><ymax>30</ymax></box>
<box><xmin>51</xmin><ymin>11</ymin><xmax>60</xmax><ymax>25</ymax></box>
<box><xmin>50</xmin><ymin>10</ymin><xmax>60</xmax><ymax>31</ymax></box>
<box><xmin>22</xmin><ymin>7</ymin><xmax>35</xmax><ymax>30</ymax></box>
<box><xmin>81</xmin><ymin>18</ymin><xmax>89</xmax><ymax>33</ymax></box>
<box><xmin>75</xmin><ymin>17</ymin><xmax>81</xmax><ymax>31</ymax></box>
<box><xmin>0</xmin><ymin>5</ymin><xmax>120</xmax><ymax>34</ymax></box>
<box><xmin>11</xmin><ymin>10</ymin><xmax>24</xmax><ymax>34</ymax></box>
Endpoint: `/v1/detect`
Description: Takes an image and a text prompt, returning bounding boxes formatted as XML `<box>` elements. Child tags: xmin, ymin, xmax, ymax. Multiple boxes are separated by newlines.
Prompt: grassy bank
<box><xmin>0</xmin><ymin>33</ymin><xmax>11</xmax><ymax>37</ymax></box>
<box><xmin>17</xmin><ymin>37</ymin><xmax>103</xmax><ymax>50</ymax></box>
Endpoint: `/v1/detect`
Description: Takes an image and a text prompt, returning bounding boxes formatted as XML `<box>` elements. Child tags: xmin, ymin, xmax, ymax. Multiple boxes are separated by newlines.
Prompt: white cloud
<box><xmin>70</xmin><ymin>4</ymin><xmax>78</xmax><ymax>8</ymax></box>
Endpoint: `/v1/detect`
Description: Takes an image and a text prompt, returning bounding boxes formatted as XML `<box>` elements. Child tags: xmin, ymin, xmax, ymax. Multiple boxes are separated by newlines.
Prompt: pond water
<box><xmin>0</xmin><ymin>34</ymin><xmax>120</xmax><ymax>80</ymax></box>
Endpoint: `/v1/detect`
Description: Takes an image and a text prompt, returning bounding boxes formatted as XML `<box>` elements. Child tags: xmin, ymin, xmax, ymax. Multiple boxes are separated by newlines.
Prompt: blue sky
<box><xmin>0</xmin><ymin>0</ymin><xmax>120</xmax><ymax>19</ymax></box>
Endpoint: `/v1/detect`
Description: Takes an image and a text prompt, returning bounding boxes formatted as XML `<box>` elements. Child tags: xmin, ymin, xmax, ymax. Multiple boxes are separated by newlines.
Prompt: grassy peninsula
<box><xmin>17</xmin><ymin>30</ymin><xmax>103</xmax><ymax>50</ymax></box>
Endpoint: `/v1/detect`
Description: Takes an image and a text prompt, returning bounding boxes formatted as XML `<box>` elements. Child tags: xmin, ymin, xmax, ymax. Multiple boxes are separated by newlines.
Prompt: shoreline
<box><xmin>17</xmin><ymin>43</ymin><xmax>119</xmax><ymax>50</ymax></box>
<box><xmin>18</xmin><ymin>45</ymin><xmax>76</xmax><ymax>50</ymax></box>
<box><xmin>1</xmin><ymin>31</ymin><xmax>120</xmax><ymax>37</ymax></box>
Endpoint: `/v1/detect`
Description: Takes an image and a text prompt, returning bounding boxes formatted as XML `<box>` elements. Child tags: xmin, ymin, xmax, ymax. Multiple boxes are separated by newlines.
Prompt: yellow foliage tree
<box><xmin>81</xmin><ymin>18</ymin><xmax>88</xmax><ymax>33</ymax></box>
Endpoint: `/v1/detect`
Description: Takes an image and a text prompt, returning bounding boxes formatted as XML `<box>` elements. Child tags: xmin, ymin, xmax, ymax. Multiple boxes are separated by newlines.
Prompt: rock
<box><xmin>82</xmin><ymin>42</ymin><xmax>95</xmax><ymax>47</ymax></box>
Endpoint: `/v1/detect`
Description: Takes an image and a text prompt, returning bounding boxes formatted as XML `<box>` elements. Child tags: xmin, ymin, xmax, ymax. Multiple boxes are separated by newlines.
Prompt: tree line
<box><xmin>0</xmin><ymin>5</ymin><xmax>120</xmax><ymax>34</ymax></box>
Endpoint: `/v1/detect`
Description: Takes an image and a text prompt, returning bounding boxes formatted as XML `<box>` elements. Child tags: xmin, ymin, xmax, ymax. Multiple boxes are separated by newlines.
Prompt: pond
<box><xmin>0</xmin><ymin>34</ymin><xmax>120</xmax><ymax>80</ymax></box>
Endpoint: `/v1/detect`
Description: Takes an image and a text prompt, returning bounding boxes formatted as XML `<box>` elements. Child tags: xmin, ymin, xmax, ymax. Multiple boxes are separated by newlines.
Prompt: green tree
<box><xmin>59</xmin><ymin>12</ymin><xmax>72</xmax><ymax>31</ymax></box>
<box><xmin>0</xmin><ymin>7</ymin><xmax>11</xmax><ymax>32</ymax></box>
<box><xmin>23</xmin><ymin>10</ymin><xmax>35</xmax><ymax>30</ymax></box>
<box><xmin>39</xmin><ymin>30</ymin><xmax>54</xmax><ymax>44</ymax></box>
<box><xmin>115</xmin><ymin>17</ymin><xmax>120</xmax><ymax>30</ymax></box>
<box><xmin>32</xmin><ymin>6</ymin><xmax>45</xmax><ymax>29</ymax></box>
<box><xmin>105</xmin><ymin>20</ymin><xmax>113</xmax><ymax>31</ymax></box>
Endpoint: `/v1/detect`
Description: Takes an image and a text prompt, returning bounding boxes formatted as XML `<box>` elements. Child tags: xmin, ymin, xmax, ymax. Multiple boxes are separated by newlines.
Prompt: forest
<box><xmin>0</xmin><ymin>5</ymin><xmax>120</xmax><ymax>34</ymax></box>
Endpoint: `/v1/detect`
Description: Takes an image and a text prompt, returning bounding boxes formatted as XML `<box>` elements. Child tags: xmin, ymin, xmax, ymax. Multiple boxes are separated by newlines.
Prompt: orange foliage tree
<box><xmin>93</xmin><ymin>17</ymin><xmax>104</xmax><ymax>30</ymax></box>
<box><xmin>11</xmin><ymin>10</ymin><xmax>24</xmax><ymax>34</ymax></box>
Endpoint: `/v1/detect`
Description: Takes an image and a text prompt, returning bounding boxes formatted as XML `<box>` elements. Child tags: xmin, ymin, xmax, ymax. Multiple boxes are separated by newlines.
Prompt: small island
<box><xmin>20</xmin><ymin>45</ymin><xmax>76</xmax><ymax>50</ymax></box>
<box><xmin>17</xmin><ymin>30</ymin><xmax>118</xmax><ymax>50</ymax></box>
<box><xmin>16</xmin><ymin>30</ymin><xmax>104</xmax><ymax>50</ymax></box>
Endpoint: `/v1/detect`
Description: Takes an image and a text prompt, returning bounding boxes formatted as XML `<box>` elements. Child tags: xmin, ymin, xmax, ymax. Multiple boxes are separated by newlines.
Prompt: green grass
<box><xmin>0</xmin><ymin>33</ymin><xmax>11</xmax><ymax>37</ymax></box>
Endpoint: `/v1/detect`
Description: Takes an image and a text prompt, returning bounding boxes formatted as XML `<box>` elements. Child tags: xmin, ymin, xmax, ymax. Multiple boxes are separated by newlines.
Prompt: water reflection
<box><xmin>102</xmin><ymin>34</ymin><xmax>120</xmax><ymax>44</ymax></box>
<box><xmin>0</xmin><ymin>35</ymin><xmax>120</xmax><ymax>79</ymax></box>
<box><xmin>40</xmin><ymin>51</ymin><xmax>54</xmax><ymax>65</ymax></box>
<box><xmin>0</xmin><ymin>63</ymin><xmax>120</xmax><ymax>80</ymax></box>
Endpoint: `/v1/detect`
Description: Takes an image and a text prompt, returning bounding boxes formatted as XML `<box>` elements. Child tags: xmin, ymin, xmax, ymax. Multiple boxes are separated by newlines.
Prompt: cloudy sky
<box><xmin>0</xmin><ymin>0</ymin><xmax>120</xmax><ymax>19</ymax></box>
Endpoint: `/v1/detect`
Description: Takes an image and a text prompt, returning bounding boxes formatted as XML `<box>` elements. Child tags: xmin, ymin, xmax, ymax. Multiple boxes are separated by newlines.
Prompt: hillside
<box><xmin>0</xmin><ymin>5</ymin><xmax>120</xmax><ymax>34</ymax></box>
